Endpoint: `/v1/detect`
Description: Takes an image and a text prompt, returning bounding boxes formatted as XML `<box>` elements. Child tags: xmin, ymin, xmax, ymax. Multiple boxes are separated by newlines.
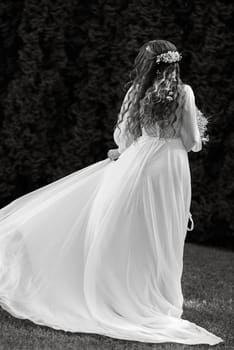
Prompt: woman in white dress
<box><xmin>0</xmin><ymin>39</ymin><xmax>223</xmax><ymax>345</ymax></box>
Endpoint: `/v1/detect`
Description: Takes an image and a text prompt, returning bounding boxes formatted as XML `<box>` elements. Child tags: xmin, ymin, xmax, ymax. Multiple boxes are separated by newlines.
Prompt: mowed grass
<box><xmin>0</xmin><ymin>243</ymin><xmax>233</xmax><ymax>350</ymax></box>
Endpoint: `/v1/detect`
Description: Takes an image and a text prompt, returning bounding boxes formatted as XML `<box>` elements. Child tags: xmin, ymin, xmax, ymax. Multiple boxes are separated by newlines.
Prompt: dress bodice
<box><xmin>113</xmin><ymin>83</ymin><xmax>202</xmax><ymax>154</ymax></box>
<box><xmin>140</xmin><ymin>84</ymin><xmax>187</xmax><ymax>139</ymax></box>
<box><xmin>141</xmin><ymin>111</ymin><xmax>183</xmax><ymax>139</ymax></box>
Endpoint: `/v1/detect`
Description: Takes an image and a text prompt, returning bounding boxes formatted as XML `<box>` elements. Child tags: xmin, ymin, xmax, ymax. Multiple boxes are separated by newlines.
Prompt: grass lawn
<box><xmin>0</xmin><ymin>243</ymin><xmax>233</xmax><ymax>350</ymax></box>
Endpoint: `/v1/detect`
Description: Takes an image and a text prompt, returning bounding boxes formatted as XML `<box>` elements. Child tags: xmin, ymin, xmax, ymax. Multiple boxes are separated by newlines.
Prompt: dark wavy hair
<box><xmin>114</xmin><ymin>39</ymin><xmax>184</xmax><ymax>140</ymax></box>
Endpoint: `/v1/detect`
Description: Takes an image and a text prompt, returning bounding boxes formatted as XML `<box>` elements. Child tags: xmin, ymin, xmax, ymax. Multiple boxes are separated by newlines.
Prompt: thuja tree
<box><xmin>0</xmin><ymin>0</ymin><xmax>233</xmax><ymax>246</ymax></box>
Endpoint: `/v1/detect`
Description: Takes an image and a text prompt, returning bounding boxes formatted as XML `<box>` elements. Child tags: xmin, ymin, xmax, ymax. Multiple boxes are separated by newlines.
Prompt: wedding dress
<box><xmin>0</xmin><ymin>84</ymin><xmax>223</xmax><ymax>345</ymax></box>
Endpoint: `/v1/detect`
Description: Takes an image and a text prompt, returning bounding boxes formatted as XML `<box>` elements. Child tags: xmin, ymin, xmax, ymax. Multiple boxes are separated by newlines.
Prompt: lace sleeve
<box><xmin>113</xmin><ymin>85</ymin><xmax>135</xmax><ymax>154</ymax></box>
<box><xmin>180</xmin><ymin>84</ymin><xmax>202</xmax><ymax>152</ymax></box>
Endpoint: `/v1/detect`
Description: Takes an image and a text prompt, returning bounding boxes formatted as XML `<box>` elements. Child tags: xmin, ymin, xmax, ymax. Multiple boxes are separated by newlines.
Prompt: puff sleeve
<box><xmin>113</xmin><ymin>85</ymin><xmax>135</xmax><ymax>154</ymax></box>
<box><xmin>180</xmin><ymin>84</ymin><xmax>202</xmax><ymax>152</ymax></box>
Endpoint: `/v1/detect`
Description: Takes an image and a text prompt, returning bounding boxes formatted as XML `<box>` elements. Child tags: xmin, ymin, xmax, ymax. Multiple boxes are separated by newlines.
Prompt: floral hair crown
<box><xmin>155</xmin><ymin>51</ymin><xmax>182</xmax><ymax>64</ymax></box>
<box><xmin>146</xmin><ymin>46</ymin><xmax>182</xmax><ymax>64</ymax></box>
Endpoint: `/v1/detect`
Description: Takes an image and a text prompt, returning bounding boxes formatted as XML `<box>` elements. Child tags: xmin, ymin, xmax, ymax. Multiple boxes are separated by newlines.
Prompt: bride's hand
<box><xmin>107</xmin><ymin>149</ymin><xmax>120</xmax><ymax>161</ymax></box>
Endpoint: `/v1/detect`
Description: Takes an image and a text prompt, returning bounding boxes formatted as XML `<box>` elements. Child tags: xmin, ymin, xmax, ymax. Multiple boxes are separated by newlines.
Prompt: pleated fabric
<box><xmin>0</xmin><ymin>135</ymin><xmax>223</xmax><ymax>345</ymax></box>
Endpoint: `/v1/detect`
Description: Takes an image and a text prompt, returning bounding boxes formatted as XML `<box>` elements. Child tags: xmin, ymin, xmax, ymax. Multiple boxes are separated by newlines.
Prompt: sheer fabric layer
<box><xmin>0</xmin><ymin>136</ymin><xmax>223</xmax><ymax>345</ymax></box>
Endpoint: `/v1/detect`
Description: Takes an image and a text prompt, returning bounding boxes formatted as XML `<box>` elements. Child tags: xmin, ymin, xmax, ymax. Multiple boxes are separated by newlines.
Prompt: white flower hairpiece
<box><xmin>155</xmin><ymin>51</ymin><xmax>182</xmax><ymax>64</ymax></box>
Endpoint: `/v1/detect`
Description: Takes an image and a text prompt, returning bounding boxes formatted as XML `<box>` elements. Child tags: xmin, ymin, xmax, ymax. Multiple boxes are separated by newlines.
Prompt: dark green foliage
<box><xmin>0</xmin><ymin>0</ymin><xmax>233</xmax><ymax>246</ymax></box>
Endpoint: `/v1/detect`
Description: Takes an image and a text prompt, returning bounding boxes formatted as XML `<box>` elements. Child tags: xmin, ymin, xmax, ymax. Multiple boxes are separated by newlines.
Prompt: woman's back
<box><xmin>141</xmin><ymin>83</ymin><xmax>189</xmax><ymax>139</ymax></box>
<box><xmin>114</xmin><ymin>83</ymin><xmax>202</xmax><ymax>154</ymax></box>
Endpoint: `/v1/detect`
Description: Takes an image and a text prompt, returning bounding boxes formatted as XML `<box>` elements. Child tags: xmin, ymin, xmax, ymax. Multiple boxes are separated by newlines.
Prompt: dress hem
<box><xmin>0</xmin><ymin>296</ymin><xmax>224</xmax><ymax>346</ymax></box>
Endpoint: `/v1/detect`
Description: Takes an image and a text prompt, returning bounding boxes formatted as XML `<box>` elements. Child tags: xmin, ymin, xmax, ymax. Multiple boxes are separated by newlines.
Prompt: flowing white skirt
<box><xmin>0</xmin><ymin>135</ymin><xmax>223</xmax><ymax>345</ymax></box>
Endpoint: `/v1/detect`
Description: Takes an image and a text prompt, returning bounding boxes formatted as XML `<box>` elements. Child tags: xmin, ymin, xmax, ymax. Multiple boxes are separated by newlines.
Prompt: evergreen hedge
<box><xmin>0</xmin><ymin>0</ymin><xmax>233</xmax><ymax>247</ymax></box>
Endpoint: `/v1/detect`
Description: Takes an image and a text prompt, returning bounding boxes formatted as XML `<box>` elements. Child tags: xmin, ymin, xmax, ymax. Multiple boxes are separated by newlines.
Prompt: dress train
<box><xmin>0</xmin><ymin>135</ymin><xmax>223</xmax><ymax>345</ymax></box>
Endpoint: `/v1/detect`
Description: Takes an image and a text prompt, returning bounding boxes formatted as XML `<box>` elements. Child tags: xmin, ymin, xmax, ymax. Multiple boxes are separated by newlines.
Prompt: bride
<box><xmin>0</xmin><ymin>39</ymin><xmax>223</xmax><ymax>345</ymax></box>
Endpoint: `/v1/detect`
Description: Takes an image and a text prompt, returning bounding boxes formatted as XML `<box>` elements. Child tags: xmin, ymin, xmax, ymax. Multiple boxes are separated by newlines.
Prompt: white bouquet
<box><xmin>196</xmin><ymin>108</ymin><xmax>209</xmax><ymax>144</ymax></box>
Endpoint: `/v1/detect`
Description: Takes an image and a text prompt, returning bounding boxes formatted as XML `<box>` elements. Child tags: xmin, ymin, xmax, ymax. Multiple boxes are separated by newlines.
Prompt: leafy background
<box><xmin>0</xmin><ymin>0</ymin><xmax>233</xmax><ymax>247</ymax></box>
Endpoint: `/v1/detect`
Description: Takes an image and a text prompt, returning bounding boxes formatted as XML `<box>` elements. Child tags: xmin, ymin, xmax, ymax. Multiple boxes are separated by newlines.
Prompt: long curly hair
<box><xmin>114</xmin><ymin>40</ymin><xmax>184</xmax><ymax>140</ymax></box>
